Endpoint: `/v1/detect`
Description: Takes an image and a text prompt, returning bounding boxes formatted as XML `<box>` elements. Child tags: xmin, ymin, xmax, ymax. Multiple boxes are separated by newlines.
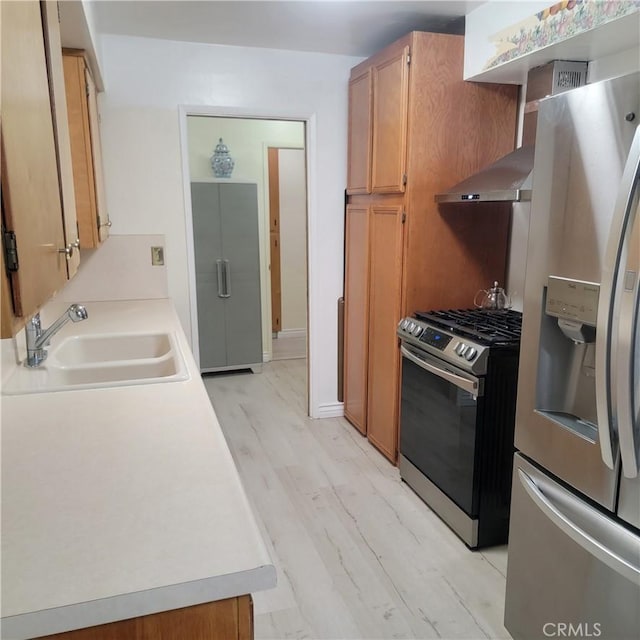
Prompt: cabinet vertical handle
<box><xmin>216</xmin><ymin>259</ymin><xmax>225</xmax><ymax>298</ymax></box>
<box><xmin>223</xmin><ymin>259</ymin><xmax>231</xmax><ymax>298</ymax></box>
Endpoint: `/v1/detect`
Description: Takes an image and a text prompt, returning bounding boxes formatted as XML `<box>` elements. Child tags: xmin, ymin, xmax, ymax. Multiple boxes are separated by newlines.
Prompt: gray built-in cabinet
<box><xmin>191</xmin><ymin>181</ymin><xmax>262</xmax><ymax>372</ymax></box>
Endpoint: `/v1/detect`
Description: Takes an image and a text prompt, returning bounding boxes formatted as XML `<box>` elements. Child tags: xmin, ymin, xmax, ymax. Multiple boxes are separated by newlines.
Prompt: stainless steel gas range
<box><xmin>397</xmin><ymin>309</ymin><xmax>522</xmax><ymax>549</ymax></box>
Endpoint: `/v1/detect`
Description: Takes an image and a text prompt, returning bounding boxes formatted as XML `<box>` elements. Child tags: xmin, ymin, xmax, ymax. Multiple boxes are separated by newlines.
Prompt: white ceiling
<box><xmin>89</xmin><ymin>1</ymin><xmax>486</xmax><ymax>57</ymax></box>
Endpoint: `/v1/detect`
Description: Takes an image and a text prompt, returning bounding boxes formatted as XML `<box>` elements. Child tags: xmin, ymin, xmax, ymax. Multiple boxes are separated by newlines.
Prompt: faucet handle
<box><xmin>29</xmin><ymin>313</ymin><xmax>42</xmax><ymax>331</ymax></box>
<box><xmin>68</xmin><ymin>304</ymin><xmax>88</xmax><ymax>321</ymax></box>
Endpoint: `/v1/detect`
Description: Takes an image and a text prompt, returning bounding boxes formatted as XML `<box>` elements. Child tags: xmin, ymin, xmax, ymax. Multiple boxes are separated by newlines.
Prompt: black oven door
<box><xmin>399</xmin><ymin>344</ymin><xmax>484</xmax><ymax>516</ymax></box>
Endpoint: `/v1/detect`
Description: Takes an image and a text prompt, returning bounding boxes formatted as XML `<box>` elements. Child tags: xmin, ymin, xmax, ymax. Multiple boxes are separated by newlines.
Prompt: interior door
<box><xmin>191</xmin><ymin>182</ymin><xmax>226</xmax><ymax>370</ymax></box>
<box><xmin>366</xmin><ymin>204</ymin><xmax>404</xmax><ymax>461</ymax></box>
<box><xmin>219</xmin><ymin>183</ymin><xmax>262</xmax><ymax>366</ymax></box>
<box><xmin>268</xmin><ymin>148</ymin><xmax>282</xmax><ymax>332</ymax></box>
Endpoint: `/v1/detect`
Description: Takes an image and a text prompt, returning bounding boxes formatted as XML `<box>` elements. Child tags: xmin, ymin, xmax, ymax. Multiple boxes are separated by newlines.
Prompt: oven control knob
<box><xmin>464</xmin><ymin>347</ymin><xmax>477</xmax><ymax>361</ymax></box>
<box><xmin>408</xmin><ymin>321</ymin><xmax>416</xmax><ymax>332</ymax></box>
<box><xmin>400</xmin><ymin>319</ymin><xmax>409</xmax><ymax>330</ymax></box>
<box><xmin>455</xmin><ymin>342</ymin><xmax>467</xmax><ymax>356</ymax></box>
<box><xmin>413</xmin><ymin>326</ymin><xmax>423</xmax><ymax>337</ymax></box>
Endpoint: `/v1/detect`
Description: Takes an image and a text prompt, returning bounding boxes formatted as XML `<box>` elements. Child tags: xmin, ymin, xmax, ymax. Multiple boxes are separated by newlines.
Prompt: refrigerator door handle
<box><xmin>517</xmin><ymin>468</ymin><xmax>640</xmax><ymax>584</ymax></box>
<box><xmin>216</xmin><ymin>259</ymin><xmax>225</xmax><ymax>298</ymax></box>
<box><xmin>616</xmin><ymin>196</ymin><xmax>640</xmax><ymax>479</ymax></box>
<box><xmin>596</xmin><ymin>125</ymin><xmax>640</xmax><ymax>470</ymax></box>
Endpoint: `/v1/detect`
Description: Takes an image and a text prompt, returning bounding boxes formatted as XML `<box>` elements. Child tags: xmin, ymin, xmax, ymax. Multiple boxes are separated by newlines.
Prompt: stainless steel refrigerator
<box><xmin>505</xmin><ymin>72</ymin><xmax>640</xmax><ymax>639</ymax></box>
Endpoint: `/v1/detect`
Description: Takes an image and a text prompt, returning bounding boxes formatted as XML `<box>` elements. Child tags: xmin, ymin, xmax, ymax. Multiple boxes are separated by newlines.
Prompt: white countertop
<box><xmin>0</xmin><ymin>299</ymin><xmax>276</xmax><ymax>639</ymax></box>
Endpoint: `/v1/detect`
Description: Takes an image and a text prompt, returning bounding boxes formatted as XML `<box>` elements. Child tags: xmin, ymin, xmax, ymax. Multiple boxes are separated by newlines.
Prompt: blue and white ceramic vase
<box><xmin>210</xmin><ymin>138</ymin><xmax>235</xmax><ymax>178</ymax></box>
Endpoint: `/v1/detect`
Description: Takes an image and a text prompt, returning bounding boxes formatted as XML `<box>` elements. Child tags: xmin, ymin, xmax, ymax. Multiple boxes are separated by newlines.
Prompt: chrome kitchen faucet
<box><xmin>25</xmin><ymin>304</ymin><xmax>88</xmax><ymax>367</ymax></box>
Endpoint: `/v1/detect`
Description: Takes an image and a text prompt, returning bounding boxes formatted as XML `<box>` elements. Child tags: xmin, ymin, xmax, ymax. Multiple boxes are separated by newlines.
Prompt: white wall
<box><xmin>98</xmin><ymin>35</ymin><xmax>362</xmax><ymax>417</ymax></box>
<box><xmin>278</xmin><ymin>148</ymin><xmax>307</xmax><ymax>333</ymax></box>
<box><xmin>186</xmin><ymin>116</ymin><xmax>304</xmax><ymax>358</ymax></box>
<box><xmin>464</xmin><ymin>1</ymin><xmax>550</xmax><ymax>79</ymax></box>
<box><xmin>61</xmin><ymin>235</ymin><xmax>168</xmax><ymax>303</ymax></box>
<box><xmin>59</xmin><ymin>0</ymin><xmax>105</xmax><ymax>89</ymax></box>
<box><xmin>187</xmin><ymin>117</ymin><xmax>304</xmax><ymax>181</ymax></box>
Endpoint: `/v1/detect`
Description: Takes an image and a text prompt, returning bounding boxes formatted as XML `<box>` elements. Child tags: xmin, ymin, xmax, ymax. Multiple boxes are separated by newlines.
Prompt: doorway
<box><xmin>183</xmin><ymin>115</ymin><xmax>308</xmax><ymax>367</ymax></box>
<box><xmin>268</xmin><ymin>146</ymin><xmax>307</xmax><ymax>360</ymax></box>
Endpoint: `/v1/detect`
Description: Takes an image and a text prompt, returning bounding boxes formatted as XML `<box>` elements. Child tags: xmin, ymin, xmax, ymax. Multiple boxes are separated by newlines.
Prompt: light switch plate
<box><xmin>151</xmin><ymin>246</ymin><xmax>165</xmax><ymax>266</ymax></box>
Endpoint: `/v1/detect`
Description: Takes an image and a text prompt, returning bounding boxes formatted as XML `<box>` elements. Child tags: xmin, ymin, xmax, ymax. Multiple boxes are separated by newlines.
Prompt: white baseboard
<box><xmin>313</xmin><ymin>402</ymin><xmax>344</xmax><ymax>419</ymax></box>
<box><xmin>276</xmin><ymin>328</ymin><xmax>306</xmax><ymax>339</ymax></box>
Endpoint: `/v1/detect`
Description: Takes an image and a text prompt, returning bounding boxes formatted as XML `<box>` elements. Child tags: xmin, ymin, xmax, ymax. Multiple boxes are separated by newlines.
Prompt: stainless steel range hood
<box><xmin>434</xmin><ymin>61</ymin><xmax>587</xmax><ymax>205</ymax></box>
<box><xmin>434</xmin><ymin>145</ymin><xmax>535</xmax><ymax>204</ymax></box>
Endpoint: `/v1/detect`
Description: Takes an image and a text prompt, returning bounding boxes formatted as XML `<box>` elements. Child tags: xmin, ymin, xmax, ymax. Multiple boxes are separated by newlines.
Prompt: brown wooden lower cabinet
<box><xmin>343</xmin><ymin>204</ymin><xmax>370</xmax><ymax>433</ymax></box>
<box><xmin>342</xmin><ymin>200</ymin><xmax>406</xmax><ymax>462</ymax></box>
<box><xmin>366</xmin><ymin>204</ymin><xmax>404</xmax><ymax>461</ymax></box>
<box><xmin>36</xmin><ymin>595</ymin><xmax>253</xmax><ymax>640</ymax></box>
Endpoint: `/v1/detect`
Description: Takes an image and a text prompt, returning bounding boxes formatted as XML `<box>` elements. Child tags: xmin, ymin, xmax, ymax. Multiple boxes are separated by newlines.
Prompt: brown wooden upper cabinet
<box><xmin>346</xmin><ymin>69</ymin><xmax>372</xmax><ymax>194</ymax></box>
<box><xmin>63</xmin><ymin>50</ymin><xmax>110</xmax><ymax>249</ymax></box>
<box><xmin>1</xmin><ymin>0</ymin><xmax>77</xmax><ymax>336</ymax></box>
<box><xmin>42</xmin><ymin>1</ymin><xmax>81</xmax><ymax>280</ymax></box>
<box><xmin>346</xmin><ymin>42</ymin><xmax>410</xmax><ymax>195</ymax></box>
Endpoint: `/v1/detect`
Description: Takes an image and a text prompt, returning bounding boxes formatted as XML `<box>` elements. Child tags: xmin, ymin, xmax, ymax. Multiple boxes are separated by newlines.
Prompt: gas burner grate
<box><xmin>415</xmin><ymin>308</ymin><xmax>522</xmax><ymax>346</ymax></box>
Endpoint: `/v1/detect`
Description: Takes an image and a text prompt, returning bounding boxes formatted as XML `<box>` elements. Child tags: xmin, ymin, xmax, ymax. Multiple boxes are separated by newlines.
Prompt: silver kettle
<box><xmin>474</xmin><ymin>281</ymin><xmax>511</xmax><ymax>310</ymax></box>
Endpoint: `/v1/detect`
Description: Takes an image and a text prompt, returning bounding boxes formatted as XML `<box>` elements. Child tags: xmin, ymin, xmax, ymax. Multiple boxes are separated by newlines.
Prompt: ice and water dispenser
<box><xmin>535</xmin><ymin>276</ymin><xmax>601</xmax><ymax>440</ymax></box>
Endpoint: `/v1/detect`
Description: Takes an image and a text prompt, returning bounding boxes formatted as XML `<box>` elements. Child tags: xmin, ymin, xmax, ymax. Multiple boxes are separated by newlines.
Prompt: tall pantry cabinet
<box><xmin>191</xmin><ymin>181</ymin><xmax>263</xmax><ymax>373</ymax></box>
<box><xmin>343</xmin><ymin>32</ymin><xmax>519</xmax><ymax>462</ymax></box>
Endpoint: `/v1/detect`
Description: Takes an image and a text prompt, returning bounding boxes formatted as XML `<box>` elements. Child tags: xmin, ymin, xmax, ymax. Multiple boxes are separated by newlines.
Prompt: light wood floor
<box><xmin>272</xmin><ymin>335</ymin><xmax>306</xmax><ymax>361</ymax></box>
<box><xmin>203</xmin><ymin>360</ymin><xmax>511</xmax><ymax>640</ymax></box>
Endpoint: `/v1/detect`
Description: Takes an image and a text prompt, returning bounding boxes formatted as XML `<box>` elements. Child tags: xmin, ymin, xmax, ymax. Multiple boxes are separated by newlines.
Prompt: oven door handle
<box><xmin>401</xmin><ymin>345</ymin><xmax>482</xmax><ymax>398</ymax></box>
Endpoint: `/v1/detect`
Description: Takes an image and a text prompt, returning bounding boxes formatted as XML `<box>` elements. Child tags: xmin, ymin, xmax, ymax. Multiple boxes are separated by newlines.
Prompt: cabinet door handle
<box><xmin>223</xmin><ymin>259</ymin><xmax>231</xmax><ymax>298</ymax></box>
<box><xmin>58</xmin><ymin>244</ymin><xmax>75</xmax><ymax>259</ymax></box>
<box><xmin>216</xmin><ymin>259</ymin><xmax>225</xmax><ymax>298</ymax></box>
